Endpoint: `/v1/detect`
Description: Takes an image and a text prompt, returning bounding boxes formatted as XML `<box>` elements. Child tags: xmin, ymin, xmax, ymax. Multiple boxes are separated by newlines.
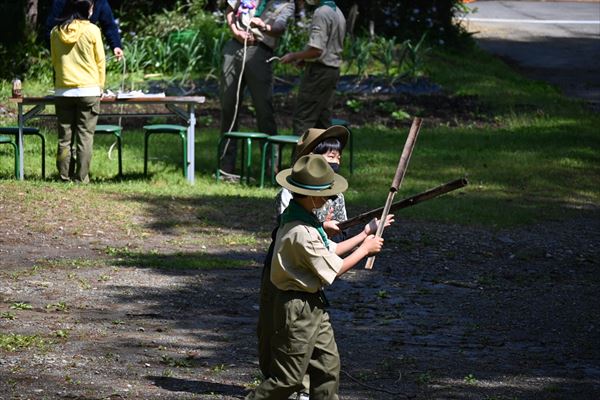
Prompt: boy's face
<box><xmin>322</xmin><ymin>150</ymin><xmax>341</xmax><ymax>166</ymax></box>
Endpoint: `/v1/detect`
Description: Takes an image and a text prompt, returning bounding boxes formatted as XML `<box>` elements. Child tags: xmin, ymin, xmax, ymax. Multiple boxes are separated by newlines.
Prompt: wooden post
<box><xmin>365</xmin><ymin>117</ymin><xmax>422</xmax><ymax>270</ymax></box>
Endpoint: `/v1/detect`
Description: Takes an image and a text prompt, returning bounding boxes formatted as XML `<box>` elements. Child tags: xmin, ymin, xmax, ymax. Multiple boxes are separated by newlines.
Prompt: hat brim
<box><xmin>296</xmin><ymin>125</ymin><xmax>349</xmax><ymax>158</ymax></box>
<box><xmin>276</xmin><ymin>168</ymin><xmax>348</xmax><ymax>197</ymax></box>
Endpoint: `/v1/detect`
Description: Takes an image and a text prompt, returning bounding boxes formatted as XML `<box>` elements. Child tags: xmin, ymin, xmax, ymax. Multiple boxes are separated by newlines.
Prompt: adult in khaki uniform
<box><xmin>280</xmin><ymin>0</ymin><xmax>346</xmax><ymax>136</ymax></box>
<box><xmin>247</xmin><ymin>155</ymin><xmax>393</xmax><ymax>400</ymax></box>
<box><xmin>220</xmin><ymin>0</ymin><xmax>295</xmax><ymax>174</ymax></box>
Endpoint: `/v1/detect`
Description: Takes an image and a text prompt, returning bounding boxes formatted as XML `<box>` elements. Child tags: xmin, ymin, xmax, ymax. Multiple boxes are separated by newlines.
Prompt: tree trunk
<box><xmin>347</xmin><ymin>4</ymin><xmax>359</xmax><ymax>38</ymax></box>
<box><xmin>24</xmin><ymin>0</ymin><xmax>38</xmax><ymax>39</ymax></box>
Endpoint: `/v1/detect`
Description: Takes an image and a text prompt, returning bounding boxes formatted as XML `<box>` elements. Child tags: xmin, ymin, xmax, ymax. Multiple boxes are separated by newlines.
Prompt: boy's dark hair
<box><xmin>57</xmin><ymin>0</ymin><xmax>93</xmax><ymax>28</ymax></box>
<box><xmin>313</xmin><ymin>138</ymin><xmax>342</xmax><ymax>155</ymax></box>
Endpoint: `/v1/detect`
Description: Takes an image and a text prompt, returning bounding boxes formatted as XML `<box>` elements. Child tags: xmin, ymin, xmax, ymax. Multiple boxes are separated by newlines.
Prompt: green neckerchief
<box><xmin>320</xmin><ymin>0</ymin><xmax>336</xmax><ymax>10</ymax></box>
<box><xmin>255</xmin><ymin>0</ymin><xmax>268</xmax><ymax>17</ymax></box>
<box><xmin>280</xmin><ymin>199</ymin><xmax>330</xmax><ymax>250</ymax></box>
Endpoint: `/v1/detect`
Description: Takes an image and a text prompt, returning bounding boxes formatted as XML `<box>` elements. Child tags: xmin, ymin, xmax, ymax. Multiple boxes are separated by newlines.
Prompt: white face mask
<box><xmin>310</xmin><ymin>197</ymin><xmax>327</xmax><ymax>216</ymax></box>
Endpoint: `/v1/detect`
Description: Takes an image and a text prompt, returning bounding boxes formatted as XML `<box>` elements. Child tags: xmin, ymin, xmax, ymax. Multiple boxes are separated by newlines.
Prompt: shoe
<box><xmin>297</xmin><ymin>393</ymin><xmax>309</xmax><ymax>400</ymax></box>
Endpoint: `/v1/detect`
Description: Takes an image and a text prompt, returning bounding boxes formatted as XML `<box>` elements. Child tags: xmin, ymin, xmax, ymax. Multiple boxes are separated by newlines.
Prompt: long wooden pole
<box><xmin>365</xmin><ymin>117</ymin><xmax>422</xmax><ymax>270</ymax></box>
<box><xmin>338</xmin><ymin>177</ymin><xmax>468</xmax><ymax>231</ymax></box>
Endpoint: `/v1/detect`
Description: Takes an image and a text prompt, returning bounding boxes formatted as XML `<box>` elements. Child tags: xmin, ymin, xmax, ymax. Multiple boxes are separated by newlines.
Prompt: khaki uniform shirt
<box><xmin>307</xmin><ymin>5</ymin><xmax>346</xmax><ymax>67</ymax></box>
<box><xmin>227</xmin><ymin>0</ymin><xmax>295</xmax><ymax>49</ymax></box>
<box><xmin>271</xmin><ymin>220</ymin><xmax>343</xmax><ymax>292</ymax></box>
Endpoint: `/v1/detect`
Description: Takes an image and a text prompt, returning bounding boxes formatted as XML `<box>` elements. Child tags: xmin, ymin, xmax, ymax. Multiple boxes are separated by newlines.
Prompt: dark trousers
<box><xmin>253</xmin><ymin>230</ymin><xmax>339</xmax><ymax>400</ymax></box>
<box><xmin>55</xmin><ymin>96</ymin><xmax>100</xmax><ymax>183</ymax></box>
<box><xmin>219</xmin><ymin>39</ymin><xmax>277</xmax><ymax>173</ymax></box>
<box><xmin>292</xmin><ymin>63</ymin><xmax>340</xmax><ymax>136</ymax></box>
<box><xmin>250</xmin><ymin>289</ymin><xmax>340</xmax><ymax>400</ymax></box>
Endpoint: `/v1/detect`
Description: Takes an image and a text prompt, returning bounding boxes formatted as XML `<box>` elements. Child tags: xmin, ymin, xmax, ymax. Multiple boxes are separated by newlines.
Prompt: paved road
<box><xmin>462</xmin><ymin>1</ymin><xmax>600</xmax><ymax>109</ymax></box>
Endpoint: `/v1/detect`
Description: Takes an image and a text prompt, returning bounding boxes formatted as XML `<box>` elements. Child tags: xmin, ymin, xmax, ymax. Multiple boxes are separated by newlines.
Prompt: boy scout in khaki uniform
<box><xmin>247</xmin><ymin>154</ymin><xmax>393</xmax><ymax>400</ymax></box>
<box><xmin>220</xmin><ymin>0</ymin><xmax>295</xmax><ymax>174</ymax></box>
<box><xmin>280</xmin><ymin>0</ymin><xmax>346</xmax><ymax>135</ymax></box>
<box><xmin>259</xmin><ymin>126</ymin><xmax>349</xmax><ymax>400</ymax></box>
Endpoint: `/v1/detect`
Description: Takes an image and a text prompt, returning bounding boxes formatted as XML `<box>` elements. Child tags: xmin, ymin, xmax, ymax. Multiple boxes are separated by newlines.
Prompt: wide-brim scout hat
<box><xmin>295</xmin><ymin>125</ymin><xmax>349</xmax><ymax>159</ymax></box>
<box><xmin>276</xmin><ymin>154</ymin><xmax>348</xmax><ymax>197</ymax></box>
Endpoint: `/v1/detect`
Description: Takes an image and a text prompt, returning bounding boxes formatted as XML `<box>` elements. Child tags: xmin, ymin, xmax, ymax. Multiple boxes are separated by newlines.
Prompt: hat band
<box><xmin>287</xmin><ymin>176</ymin><xmax>333</xmax><ymax>191</ymax></box>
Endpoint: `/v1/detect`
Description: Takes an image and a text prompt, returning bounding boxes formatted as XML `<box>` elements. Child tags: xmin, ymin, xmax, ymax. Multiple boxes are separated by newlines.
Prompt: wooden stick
<box><xmin>365</xmin><ymin>117</ymin><xmax>422</xmax><ymax>269</ymax></box>
<box><xmin>338</xmin><ymin>177</ymin><xmax>468</xmax><ymax>231</ymax></box>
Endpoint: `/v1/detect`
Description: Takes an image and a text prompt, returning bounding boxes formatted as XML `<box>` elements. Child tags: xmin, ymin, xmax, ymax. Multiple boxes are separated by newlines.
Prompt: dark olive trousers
<box><xmin>219</xmin><ymin>39</ymin><xmax>277</xmax><ymax>173</ymax></box>
<box><xmin>292</xmin><ymin>63</ymin><xmax>340</xmax><ymax>136</ymax></box>
<box><xmin>249</xmin><ymin>289</ymin><xmax>340</xmax><ymax>400</ymax></box>
<box><xmin>55</xmin><ymin>96</ymin><xmax>100</xmax><ymax>183</ymax></box>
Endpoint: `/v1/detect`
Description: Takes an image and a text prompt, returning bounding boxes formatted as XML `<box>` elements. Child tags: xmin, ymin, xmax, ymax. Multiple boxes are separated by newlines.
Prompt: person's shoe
<box><xmin>297</xmin><ymin>393</ymin><xmax>309</xmax><ymax>400</ymax></box>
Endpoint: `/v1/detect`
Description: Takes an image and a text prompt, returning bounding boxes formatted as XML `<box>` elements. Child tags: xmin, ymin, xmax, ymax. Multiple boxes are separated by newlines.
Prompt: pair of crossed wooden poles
<box><xmin>340</xmin><ymin>117</ymin><xmax>468</xmax><ymax>269</ymax></box>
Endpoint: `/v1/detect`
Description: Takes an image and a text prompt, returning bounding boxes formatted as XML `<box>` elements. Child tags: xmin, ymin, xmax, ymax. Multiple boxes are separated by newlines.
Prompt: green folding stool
<box><xmin>216</xmin><ymin>131</ymin><xmax>269</xmax><ymax>185</ymax></box>
<box><xmin>95</xmin><ymin>124</ymin><xmax>123</xmax><ymax>177</ymax></box>
<box><xmin>0</xmin><ymin>134</ymin><xmax>18</xmax><ymax>178</ymax></box>
<box><xmin>143</xmin><ymin>124</ymin><xmax>188</xmax><ymax>178</ymax></box>
<box><xmin>260</xmin><ymin>135</ymin><xmax>300</xmax><ymax>188</ymax></box>
<box><xmin>0</xmin><ymin>127</ymin><xmax>45</xmax><ymax>178</ymax></box>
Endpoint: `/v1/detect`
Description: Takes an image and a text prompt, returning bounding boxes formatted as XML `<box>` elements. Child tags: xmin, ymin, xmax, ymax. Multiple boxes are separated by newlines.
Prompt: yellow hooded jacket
<box><xmin>51</xmin><ymin>20</ymin><xmax>105</xmax><ymax>90</ymax></box>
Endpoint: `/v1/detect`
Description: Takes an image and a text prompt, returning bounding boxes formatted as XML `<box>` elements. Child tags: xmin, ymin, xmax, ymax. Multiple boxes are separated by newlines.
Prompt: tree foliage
<box><xmin>0</xmin><ymin>0</ymin><xmax>468</xmax><ymax>80</ymax></box>
<box><xmin>335</xmin><ymin>0</ymin><xmax>465</xmax><ymax>41</ymax></box>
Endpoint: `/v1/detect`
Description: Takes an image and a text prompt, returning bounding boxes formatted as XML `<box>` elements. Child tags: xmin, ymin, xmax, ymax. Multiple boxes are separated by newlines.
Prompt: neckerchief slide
<box><xmin>280</xmin><ymin>200</ymin><xmax>330</xmax><ymax>250</ymax></box>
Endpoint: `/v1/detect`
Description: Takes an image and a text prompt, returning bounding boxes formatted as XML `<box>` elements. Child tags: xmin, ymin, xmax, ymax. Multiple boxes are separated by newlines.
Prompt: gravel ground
<box><xmin>1</xmin><ymin>183</ymin><xmax>598</xmax><ymax>400</ymax></box>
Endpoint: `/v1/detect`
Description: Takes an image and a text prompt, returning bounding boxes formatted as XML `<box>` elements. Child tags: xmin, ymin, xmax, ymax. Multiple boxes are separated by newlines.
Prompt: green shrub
<box><xmin>114</xmin><ymin>3</ymin><xmax>227</xmax><ymax>81</ymax></box>
<box><xmin>273</xmin><ymin>23</ymin><xmax>310</xmax><ymax>76</ymax></box>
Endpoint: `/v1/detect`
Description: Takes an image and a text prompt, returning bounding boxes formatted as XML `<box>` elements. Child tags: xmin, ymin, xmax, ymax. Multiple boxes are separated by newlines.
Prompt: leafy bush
<box><xmin>273</xmin><ymin>23</ymin><xmax>310</xmax><ymax>76</ymax></box>
<box><xmin>108</xmin><ymin>3</ymin><xmax>228</xmax><ymax>83</ymax></box>
<box><xmin>5</xmin><ymin>1</ymin><xmax>439</xmax><ymax>90</ymax></box>
<box><xmin>137</xmin><ymin>5</ymin><xmax>192</xmax><ymax>38</ymax></box>
<box><xmin>343</xmin><ymin>35</ymin><xmax>373</xmax><ymax>79</ymax></box>
<box><xmin>342</xmin><ymin>31</ymin><xmax>430</xmax><ymax>82</ymax></box>
<box><xmin>25</xmin><ymin>45</ymin><xmax>53</xmax><ymax>85</ymax></box>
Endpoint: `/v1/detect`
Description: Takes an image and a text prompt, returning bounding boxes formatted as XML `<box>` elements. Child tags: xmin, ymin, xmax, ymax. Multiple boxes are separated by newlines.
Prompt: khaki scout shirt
<box><xmin>271</xmin><ymin>220</ymin><xmax>343</xmax><ymax>293</ymax></box>
<box><xmin>307</xmin><ymin>5</ymin><xmax>346</xmax><ymax>67</ymax></box>
<box><xmin>227</xmin><ymin>0</ymin><xmax>295</xmax><ymax>50</ymax></box>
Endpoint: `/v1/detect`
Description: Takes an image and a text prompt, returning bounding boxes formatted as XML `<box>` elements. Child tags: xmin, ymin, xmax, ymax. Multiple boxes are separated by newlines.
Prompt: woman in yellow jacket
<box><xmin>51</xmin><ymin>0</ymin><xmax>105</xmax><ymax>183</ymax></box>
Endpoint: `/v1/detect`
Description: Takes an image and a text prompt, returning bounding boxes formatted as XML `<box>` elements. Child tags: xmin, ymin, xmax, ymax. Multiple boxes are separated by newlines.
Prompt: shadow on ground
<box><xmin>149</xmin><ymin>376</ymin><xmax>246</xmax><ymax>398</ymax></box>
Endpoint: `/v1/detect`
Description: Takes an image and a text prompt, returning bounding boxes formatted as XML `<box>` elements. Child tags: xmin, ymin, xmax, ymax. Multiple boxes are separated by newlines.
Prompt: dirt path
<box><xmin>1</xmin><ymin>184</ymin><xmax>599</xmax><ymax>400</ymax></box>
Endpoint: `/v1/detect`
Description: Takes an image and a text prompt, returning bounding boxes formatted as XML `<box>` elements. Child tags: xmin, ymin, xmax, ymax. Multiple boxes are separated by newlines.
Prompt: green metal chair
<box><xmin>260</xmin><ymin>134</ymin><xmax>300</xmax><ymax>187</ymax></box>
<box><xmin>216</xmin><ymin>131</ymin><xmax>269</xmax><ymax>184</ymax></box>
<box><xmin>95</xmin><ymin>125</ymin><xmax>123</xmax><ymax>177</ymax></box>
<box><xmin>0</xmin><ymin>127</ymin><xmax>45</xmax><ymax>178</ymax></box>
<box><xmin>330</xmin><ymin>118</ymin><xmax>354</xmax><ymax>174</ymax></box>
<box><xmin>143</xmin><ymin>124</ymin><xmax>188</xmax><ymax>178</ymax></box>
<box><xmin>0</xmin><ymin>134</ymin><xmax>18</xmax><ymax>178</ymax></box>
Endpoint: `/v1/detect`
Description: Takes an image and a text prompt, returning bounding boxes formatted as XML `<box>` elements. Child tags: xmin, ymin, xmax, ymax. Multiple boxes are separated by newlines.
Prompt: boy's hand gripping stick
<box><xmin>365</xmin><ymin>117</ymin><xmax>422</xmax><ymax>270</ymax></box>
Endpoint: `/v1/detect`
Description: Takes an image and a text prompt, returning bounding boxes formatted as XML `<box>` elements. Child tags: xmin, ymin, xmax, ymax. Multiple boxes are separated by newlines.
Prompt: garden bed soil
<box><xmin>1</xmin><ymin>76</ymin><xmax>492</xmax><ymax>132</ymax></box>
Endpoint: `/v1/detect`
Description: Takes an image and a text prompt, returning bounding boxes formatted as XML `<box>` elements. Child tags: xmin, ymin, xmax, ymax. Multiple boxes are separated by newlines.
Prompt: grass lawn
<box><xmin>1</xmin><ymin>44</ymin><xmax>598</xmax><ymax>228</ymax></box>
